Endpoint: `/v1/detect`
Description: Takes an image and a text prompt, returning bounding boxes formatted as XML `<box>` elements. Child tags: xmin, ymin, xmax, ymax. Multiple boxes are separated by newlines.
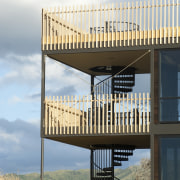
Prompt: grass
<box><xmin>0</xmin><ymin>174</ymin><xmax>19</xmax><ymax>180</ymax></box>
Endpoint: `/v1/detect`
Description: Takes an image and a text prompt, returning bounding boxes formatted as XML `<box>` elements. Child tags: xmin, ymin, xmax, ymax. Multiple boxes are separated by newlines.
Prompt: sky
<box><xmin>0</xmin><ymin>0</ymin><xmax>150</xmax><ymax>175</ymax></box>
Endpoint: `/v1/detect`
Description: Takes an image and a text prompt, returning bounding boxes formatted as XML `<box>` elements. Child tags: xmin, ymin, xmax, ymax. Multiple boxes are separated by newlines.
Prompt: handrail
<box><xmin>43</xmin><ymin>93</ymin><xmax>150</xmax><ymax>136</ymax></box>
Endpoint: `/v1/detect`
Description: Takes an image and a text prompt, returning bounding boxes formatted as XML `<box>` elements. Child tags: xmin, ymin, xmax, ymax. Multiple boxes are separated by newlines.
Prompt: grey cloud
<box><xmin>27</xmin><ymin>85</ymin><xmax>77</xmax><ymax>101</ymax></box>
<box><xmin>0</xmin><ymin>54</ymin><xmax>41</xmax><ymax>87</ymax></box>
<box><xmin>0</xmin><ymin>118</ymin><xmax>89</xmax><ymax>174</ymax></box>
<box><xmin>0</xmin><ymin>1</ymin><xmax>41</xmax><ymax>56</ymax></box>
<box><xmin>46</xmin><ymin>85</ymin><xmax>77</xmax><ymax>97</ymax></box>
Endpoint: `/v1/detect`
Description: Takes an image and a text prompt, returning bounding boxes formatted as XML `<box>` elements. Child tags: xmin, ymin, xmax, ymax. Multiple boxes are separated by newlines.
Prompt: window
<box><xmin>159</xmin><ymin>49</ymin><xmax>180</xmax><ymax>122</ymax></box>
<box><xmin>160</xmin><ymin>137</ymin><xmax>180</xmax><ymax>180</ymax></box>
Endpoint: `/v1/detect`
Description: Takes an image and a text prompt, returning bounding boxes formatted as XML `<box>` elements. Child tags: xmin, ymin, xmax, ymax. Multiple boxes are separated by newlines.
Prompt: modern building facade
<box><xmin>41</xmin><ymin>1</ymin><xmax>180</xmax><ymax>179</ymax></box>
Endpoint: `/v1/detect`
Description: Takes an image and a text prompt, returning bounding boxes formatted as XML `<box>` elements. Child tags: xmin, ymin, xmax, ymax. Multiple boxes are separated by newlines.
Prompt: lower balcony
<box><xmin>42</xmin><ymin>93</ymin><xmax>150</xmax><ymax>149</ymax></box>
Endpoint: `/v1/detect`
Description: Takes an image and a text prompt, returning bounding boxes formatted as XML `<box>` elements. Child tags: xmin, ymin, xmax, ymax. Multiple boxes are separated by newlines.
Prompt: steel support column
<box><xmin>150</xmin><ymin>48</ymin><xmax>154</xmax><ymax>180</ymax></box>
<box><xmin>40</xmin><ymin>53</ymin><xmax>46</xmax><ymax>180</ymax></box>
<box><xmin>90</xmin><ymin>149</ymin><xmax>94</xmax><ymax>180</ymax></box>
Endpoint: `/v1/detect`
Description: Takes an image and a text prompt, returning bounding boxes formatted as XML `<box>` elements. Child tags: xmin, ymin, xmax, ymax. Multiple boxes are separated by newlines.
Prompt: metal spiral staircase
<box><xmin>91</xmin><ymin>145</ymin><xmax>136</xmax><ymax>180</ymax></box>
<box><xmin>90</xmin><ymin>66</ymin><xmax>136</xmax><ymax>180</ymax></box>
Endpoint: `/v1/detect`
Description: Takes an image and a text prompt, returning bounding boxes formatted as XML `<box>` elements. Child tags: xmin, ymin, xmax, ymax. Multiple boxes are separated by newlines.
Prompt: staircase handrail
<box><xmin>95</xmin><ymin>75</ymin><xmax>113</xmax><ymax>87</ymax></box>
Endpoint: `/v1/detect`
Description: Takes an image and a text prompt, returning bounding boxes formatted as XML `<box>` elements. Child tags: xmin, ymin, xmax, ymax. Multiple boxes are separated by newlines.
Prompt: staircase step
<box><xmin>113</xmin><ymin>87</ymin><xmax>132</xmax><ymax>92</ymax></box>
<box><xmin>114</xmin><ymin>157</ymin><xmax>128</xmax><ymax>161</ymax></box>
<box><xmin>103</xmin><ymin>167</ymin><xmax>113</xmax><ymax>172</ymax></box>
<box><xmin>114</xmin><ymin>152</ymin><xmax>133</xmax><ymax>156</ymax></box>
<box><xmin>113</xmin><ymin>76</ymin><xmax>135</xmax><ymax>81</ymax></box>
<box><xmin>97</xmin><ymin>172</ymin><xmax>113</xmax><ymax>176</ymax></box>
<box><xmin>92</xmin><ymin>177</ymin><xmax>113</xmax><ymax>180</ymax></box>
<box><xmin>113</xmin><ymin>162</ymin><xmax>122</xmax><ymax>166</ymax></box>
<box><xmin>113</xmin><ymin>82</ymin><xmax>135</xmax><ymax>87</ymax></box>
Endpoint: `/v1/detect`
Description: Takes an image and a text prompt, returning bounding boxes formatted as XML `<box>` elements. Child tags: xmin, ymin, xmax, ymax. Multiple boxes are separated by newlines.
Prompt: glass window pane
<box><xmin>160</xmin><ymin>50</ymin><xmax>180</xmax><ymax>97</ymax></box>
<box><xmin>159</xmin><ymin>49</ymin><xmax>180</xmax><ymax>123</ymax></box>
<box><xmin>160</xmin><ymin>99</ymin><xmax>180</xmax><ymax>122</ymax></box>
<box><xmin>160</xmin><ymin>137</ymin><xmax>180</xmax><ymax>180</ymax></box>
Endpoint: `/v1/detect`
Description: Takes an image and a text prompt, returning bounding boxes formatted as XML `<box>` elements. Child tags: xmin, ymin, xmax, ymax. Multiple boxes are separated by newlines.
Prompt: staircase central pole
<box><xmin>91</xmin><ymin>75</ymin><xmax>95</xmax><ymax>97</ymax></box>
<box><xmin>112</xmin><ymin>148</ymin><xmax>115</xmax><ymax>179</ymax></box>
<box><xmin>91</xmin><ymin>75</ymin><xmax>95</xmax><ymax>126</ymax></box>
<box><xmin>90</xmin><ymin>149</ymin><xmax>94</xmax><ymax>180</ymax></box>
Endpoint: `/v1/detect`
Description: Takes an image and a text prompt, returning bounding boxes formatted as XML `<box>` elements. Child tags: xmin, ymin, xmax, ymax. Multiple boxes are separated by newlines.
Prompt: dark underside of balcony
<box><xmin>44</xmin><ymin>134</ymin><xmax>150</xmax><ymax>149</ymax></box>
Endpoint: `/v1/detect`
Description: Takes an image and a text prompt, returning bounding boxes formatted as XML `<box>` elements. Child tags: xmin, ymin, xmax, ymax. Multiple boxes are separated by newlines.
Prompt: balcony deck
<box><xmin>43</xmin><ymin>93</ymin><xmax>151</xmax><ymax>149</ymax></box>
<box><xmin>42</xmin><ymin>1</ymin><xmax>180</xmax><ymax>52</ymax></box>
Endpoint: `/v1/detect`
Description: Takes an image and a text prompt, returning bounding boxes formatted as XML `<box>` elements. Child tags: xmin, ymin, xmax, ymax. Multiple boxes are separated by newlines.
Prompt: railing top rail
<box><xmin>44</xmin><ymin>2</ymin><xmax>180</xmax><ymax>13</ymax></box>
<box><xmin>45</xmin><ymin>92</ymin><xmax>151</xmax><ymax>103</ymax></box>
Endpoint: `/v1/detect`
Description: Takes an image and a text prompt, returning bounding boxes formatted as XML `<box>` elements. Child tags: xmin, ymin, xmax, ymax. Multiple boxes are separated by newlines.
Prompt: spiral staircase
<box><xmin>91</xmin><ymin>145</ymin><xmax>136</xmax><ymax>180</ymax></box>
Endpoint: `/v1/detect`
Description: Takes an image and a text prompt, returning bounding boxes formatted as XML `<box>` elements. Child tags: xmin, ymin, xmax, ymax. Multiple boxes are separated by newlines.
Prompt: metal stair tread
<box><xmin>113</xmin><ymin>76</ymin><xmax>135</xmax><ymax>81</ymax></box>
<box><xmin>113</xmin><ymin>82</ymin><xmax>135</xmax><ymax>86</ymax></box>
<box><xmin>114</xmin><ymin>152</ymin><xmax>133</xmax><ymax>156</ymax></box>
<box><xmin>97</xmin><ymin>172</ymin><xmax>113</xmax><ymax>176</ymax></box>
<box><xmin>103</xmin><ymin>167</ymin><xmax>113</xmax><ymax>171</ymax></box>
<box><xmin>113</xmin><ymin>162</ymin><xmax>122</xmax><ymax>166</ymax></box>
<box><xmin>114</xmin><ymin>157</ymin><xmax>128</xmax><ymax>161</ymax></box>
<box><xmin>92</xmin><ymin>177</ymin><xmax>114</xmax><ymax>180</ymax></box>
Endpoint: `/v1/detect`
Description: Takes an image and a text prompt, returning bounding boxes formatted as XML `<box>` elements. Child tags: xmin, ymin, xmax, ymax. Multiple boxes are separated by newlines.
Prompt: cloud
<box><xmin>0</xmin><ymin>0</ymin><xmax>109</xmax><ymax>56</ymax></box>
<box><xmin>0</xmin><ymin>118</ymin><xmax>89</xmax><ymax>174</ymax></box>
<box><xmin>26</xmin><ymin>85</ymin><xmax>77</xmax><ymax>103</ymax></box>
<box><xmin>0</xmin><ymin>54</ymin><xmax>89</xmax><ymax>92</ymax></box>
<box><xmin>0</xmin><ymin>54</ymin><xmax>41</xmax><ymax>88</ymax></box>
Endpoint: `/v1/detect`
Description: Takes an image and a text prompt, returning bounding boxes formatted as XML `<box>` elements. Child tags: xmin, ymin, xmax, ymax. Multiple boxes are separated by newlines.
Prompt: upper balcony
<box><xmin>42</xmin><ymin>0</ymin><xmax>180</xmax><ymax>53</ymax></box>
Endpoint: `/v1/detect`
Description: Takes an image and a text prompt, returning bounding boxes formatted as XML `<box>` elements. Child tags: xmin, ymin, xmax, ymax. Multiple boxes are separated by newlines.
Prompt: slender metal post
<box><xmin>111</xmin><ymin>149</ymin><xmax>114</xmax><ymax>179</ymax></box>
<box><xmin>91</xmin><ymin>75</ymin><xmax>95</xmax><ymax>97</ymax></box>
<box><xmin>91</xmin><ymin>75</ymin><xmax>95</xmax><ymax>126</ymax></box>
<box><xmin>40</xmin><ymin>53</ymin><xmax>46</xmax><ymax>180</ymax></box>
<box><xmin>41</xmin><ymin>138</ymin><xmax>44</xmax><ymax>180</ymax></box>
<box><xmin>90</xmin><ymin>149</ymin><xmax>94</xmax><ymax>180</ymax></box>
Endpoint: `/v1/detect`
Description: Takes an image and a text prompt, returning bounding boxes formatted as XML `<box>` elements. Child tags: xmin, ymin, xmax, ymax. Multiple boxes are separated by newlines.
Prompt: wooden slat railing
<box><xmin>42</xmin><ymin>0</ymin><xmax>180</xmax><ymax>51</ymax></box>
<box><xmin>43</xmin><ymin>93</ymin><xmax>150</xmax><ymax>136</ymax></box>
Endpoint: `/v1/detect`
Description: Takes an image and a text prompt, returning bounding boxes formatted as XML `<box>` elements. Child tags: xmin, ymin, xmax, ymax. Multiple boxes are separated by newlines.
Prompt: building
<box><xmin>40</xmin><ymin>1</ymin><xmax>180</xmax><ymax>179</ymax></box>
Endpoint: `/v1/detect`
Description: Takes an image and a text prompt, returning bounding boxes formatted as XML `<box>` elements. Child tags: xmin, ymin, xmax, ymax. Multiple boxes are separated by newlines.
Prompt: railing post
<box><xmin>131</xmin><ymin>93</ymin><xmax>133</xmax><ymax>133</ymax></box>
<box><xmin>67</xmin><ymin>96</ymin><xmax>70</xmax><ymax>135</ymax></box>
<box><xmin>123</xmin><ymin>94</ymin><xmax>125</xmax><ymax>133</ymax></box>
<box><xmin>53</xmin><ymin>96</ymin><xmax>55</xmax><ymax>135</ymax></box>
<box><xmin>86</xmin><ymin>95</ymin><xmax>89</xmax><ymax>134</ymax></box>
<box><xmin>127</xmin><ymin>93</ymin><xmax>129</xmax><ymax>133</ymax></box>
<box><xmin>176</xmin><ymin>0</ymin><xmax>179</xmax><ymax>43</ymax></box>
<box><xmin>56</xmin><ymin>96</ymin><xmax>59</xmax><ymax>135</ymax></box>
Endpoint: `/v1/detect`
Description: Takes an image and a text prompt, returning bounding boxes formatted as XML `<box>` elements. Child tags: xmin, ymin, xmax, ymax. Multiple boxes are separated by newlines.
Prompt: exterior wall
<box><xmin>151</xmin><ymin>48</ymin><xmax>180</xmax><ymax>180</ymax></box>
